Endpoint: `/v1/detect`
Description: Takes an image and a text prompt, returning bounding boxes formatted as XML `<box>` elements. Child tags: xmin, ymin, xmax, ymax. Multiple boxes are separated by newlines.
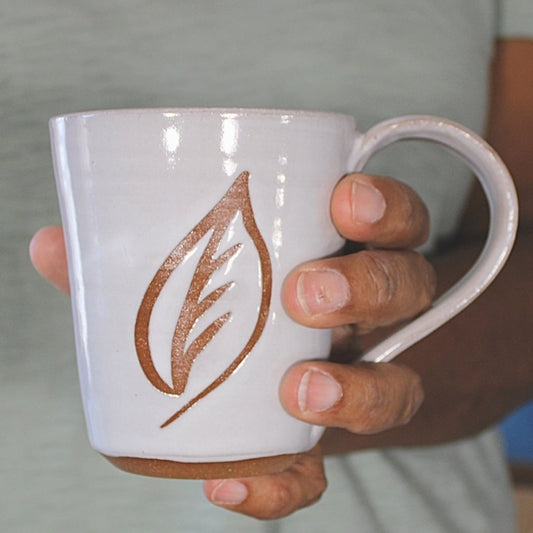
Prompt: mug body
<box><xmin>50</xmin><ymin>108</ymin><xmax>356</xmax><ymax>477</ymax></box>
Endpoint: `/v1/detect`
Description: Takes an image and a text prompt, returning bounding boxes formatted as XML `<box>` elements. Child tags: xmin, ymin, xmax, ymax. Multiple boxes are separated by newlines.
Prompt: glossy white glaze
<box><xmin>50</xmin><ymin>108</ymin><xmax>517</xmax><ymax>465</ymax></box>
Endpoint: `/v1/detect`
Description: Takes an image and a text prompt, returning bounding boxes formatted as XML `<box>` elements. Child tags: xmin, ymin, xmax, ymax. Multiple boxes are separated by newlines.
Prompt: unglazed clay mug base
<box><xmin>50</xmin><ymin>108</ymin><xmax>517</xmax><ymax>479</ymax></box>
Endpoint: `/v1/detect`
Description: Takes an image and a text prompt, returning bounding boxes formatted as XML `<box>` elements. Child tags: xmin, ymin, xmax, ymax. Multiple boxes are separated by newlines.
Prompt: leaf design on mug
<box><xmin>134</xmin><ymin>171</ymin><xmax>272</xmax><ymax>427</ymax></box>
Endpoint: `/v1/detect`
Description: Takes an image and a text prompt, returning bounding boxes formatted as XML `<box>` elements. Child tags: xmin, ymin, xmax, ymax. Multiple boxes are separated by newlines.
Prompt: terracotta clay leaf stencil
<box><xmin>134</xmin><ymin>171</ymin><xmax>272</xmax><ymax>428</ymax></box>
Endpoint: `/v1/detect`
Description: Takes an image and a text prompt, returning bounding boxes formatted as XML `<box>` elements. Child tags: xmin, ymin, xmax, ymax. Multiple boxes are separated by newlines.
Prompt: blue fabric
<box><xmin>501</xmin><ymin>402</ymin><xmax>533</xmax><ymax>462</ymax></box>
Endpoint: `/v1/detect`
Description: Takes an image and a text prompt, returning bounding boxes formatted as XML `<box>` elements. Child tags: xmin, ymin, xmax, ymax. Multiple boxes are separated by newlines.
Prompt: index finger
<box><xmin>331</xmin><ymin>173</ymin><xmax>430</xmax><ymax>249</ymax></box>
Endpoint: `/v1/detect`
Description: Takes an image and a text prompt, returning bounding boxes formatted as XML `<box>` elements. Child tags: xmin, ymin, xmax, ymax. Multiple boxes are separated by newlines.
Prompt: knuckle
<box><xmin>399</xmin><ymin>371</ymin><xmax>424</xmax><ymax>424</ymax></box>
<box><xmin>290</xmin><ymin>453</ymin><xmax>328</xmax><ymax>511</ymax></box>
<box><xmin>354</xmin><ymin>251</ymin><xmax>436</xmax><ymax>330</ymax></box>
<box><xmin>304</xmin><ymin>464</ymin><xmax>328</xmax><ymax>507</ymax></box>
<box><xmin>305</xmin><ymin>481</ymin><xmax>327</xmax><ymax>508</ymax></box>
<box><xmin>293</xmin><ymin>476</ymin><xmax>327</xmax><ymax>514</ymax></box>
<box><xmin>390</xmin><ymin>366</ymin><xmax>425</xmax><ymax>426</ymax></box>
<box><xmin>362</xmin><ymin>370</ymin><xmax>390</xmax><ymax>418</ymax></box>
<box><xmin>399</xmin><ymin>184</ymin><xmax>430</xmax><ymax>246</ymax></box>
<box><xmin>359</xmin><ymin>251</ymin><xmax>396</xmax><ymax>309</ymax></box>
<box><xmin>346</xmin><ymin>365</ymin><xmax>423</xmax><ymax>433</ymax></box>
<box><xmin>398</xmin><ymin>186</ymin><xmax>417</xmax><ymax>232</ymax></box>
<box><xmin>261</xmin><ymin>482</ymin><xmax>293</xmax><ymax>520</ymax></box>
<box><xmin>347</xmin><ymin>368</ymin><xmax>390</xmax><ymax>432</ymax></box>
<box><xmin>259</xmin><ymin>452</ymin><xmax>327</xmax><ymax>519</ymax></box>
<box><xmin>414</xmin><ymin>254</ymin><xmax>437</xmax><ymax>309</ymax></box>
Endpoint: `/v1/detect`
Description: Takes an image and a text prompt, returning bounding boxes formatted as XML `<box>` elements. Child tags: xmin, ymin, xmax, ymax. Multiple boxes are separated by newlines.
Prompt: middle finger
<box><xmin>282</xmin><ymin>250</ymin><xmax>436</xmax><ymax>330</ymax></box>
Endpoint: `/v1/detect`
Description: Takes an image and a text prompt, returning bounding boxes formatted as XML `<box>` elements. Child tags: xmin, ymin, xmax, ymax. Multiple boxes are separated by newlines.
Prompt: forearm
<box><xmin>321</xmin><ymin>226</ymin><xmax>533</xmax><ymax>454</ymax></box>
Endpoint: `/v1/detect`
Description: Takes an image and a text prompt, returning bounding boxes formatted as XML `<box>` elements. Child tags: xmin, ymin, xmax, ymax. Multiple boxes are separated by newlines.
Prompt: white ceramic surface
<box><xmin>50</xmin><ymin>108</ymin><xmax>517</xmax><ymax>470</ymax></box>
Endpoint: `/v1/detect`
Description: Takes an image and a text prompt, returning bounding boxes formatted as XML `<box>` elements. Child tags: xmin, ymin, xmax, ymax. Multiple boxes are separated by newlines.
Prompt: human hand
<box><xmin>204</xmin><ymin>172</ymin><xmax>434</xmax><ymax>518</ymax></box>
<box><xmin>29</xmin><ymin>173</ymin><xmax>435</xmax><ymax>520</ymax></box>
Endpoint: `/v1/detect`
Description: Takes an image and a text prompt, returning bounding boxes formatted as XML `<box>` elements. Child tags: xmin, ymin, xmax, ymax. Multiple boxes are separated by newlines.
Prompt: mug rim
<box><xmin>49</xmin><ymin>106</ymin><xmax>355</xmax><ymax>123</ymax></box>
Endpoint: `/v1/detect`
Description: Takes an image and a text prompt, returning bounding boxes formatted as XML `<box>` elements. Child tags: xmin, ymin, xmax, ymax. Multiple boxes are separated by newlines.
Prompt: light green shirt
<box><xmin>2</xmin><ymin>1</ymin><xmax>532</xmax><ymax>531</ymax></box>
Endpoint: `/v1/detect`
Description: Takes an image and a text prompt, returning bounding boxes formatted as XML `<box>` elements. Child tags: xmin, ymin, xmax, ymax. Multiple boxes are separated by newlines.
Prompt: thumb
<box><xmin>29</xmin><ymin>226</ymin><xmax>70</xmax><ymax>294</ymax></box>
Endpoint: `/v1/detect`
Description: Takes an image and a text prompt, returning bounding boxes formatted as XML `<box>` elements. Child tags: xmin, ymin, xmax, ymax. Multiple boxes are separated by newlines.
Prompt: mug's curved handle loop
<box><xmin>347</xmin><ymin>116</ymin><xmax>518</xmax><ymax>363</ymax></box>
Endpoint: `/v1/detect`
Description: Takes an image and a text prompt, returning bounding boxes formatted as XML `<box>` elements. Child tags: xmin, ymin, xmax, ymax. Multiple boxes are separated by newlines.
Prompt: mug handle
<box><xmin>346</xmin><ymin>115</ymin><xmax>518</xmax><ymax>363</ymax></box>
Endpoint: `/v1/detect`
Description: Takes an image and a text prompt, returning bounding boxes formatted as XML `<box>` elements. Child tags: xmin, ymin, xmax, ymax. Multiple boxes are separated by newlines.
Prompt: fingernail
<box><xmin>352</xmin><ymin>179</ymin><xmax>386</xmax><ymax>224</ymax></box>
<box><xmin>298</xmin><ymin>369</ymin><xmax>343</xmax><ymax>413</ymax></box>
<box><xmin>297</xmin><ymin>269</ymin><xmax>350</xmax><ymax>316</ymax></box>
<box><xmin>209</xmin><ymin>480</ymin><xmax>248</xmax><ymax>506</ymax></box>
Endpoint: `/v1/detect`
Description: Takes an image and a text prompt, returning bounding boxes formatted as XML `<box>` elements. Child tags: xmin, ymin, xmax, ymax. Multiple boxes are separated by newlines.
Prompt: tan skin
<box><xmin>30</xmin><ymin>39</ymin><xmax>533</xmax><ymax>520</ymax></box>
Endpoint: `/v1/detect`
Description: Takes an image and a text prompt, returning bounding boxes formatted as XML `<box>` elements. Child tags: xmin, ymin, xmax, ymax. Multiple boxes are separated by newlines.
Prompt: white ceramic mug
<box><xmin>50</xmin><ymin>108</ymin><xmax>517</xmax><ymax>479</ymax></box>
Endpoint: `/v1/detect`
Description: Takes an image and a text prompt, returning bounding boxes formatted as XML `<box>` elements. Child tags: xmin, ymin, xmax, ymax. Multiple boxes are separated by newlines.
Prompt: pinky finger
<box><xmin>203</xmin><ymin>446</ymin><xmax>326</xmax><ymax>520</ymax></box>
